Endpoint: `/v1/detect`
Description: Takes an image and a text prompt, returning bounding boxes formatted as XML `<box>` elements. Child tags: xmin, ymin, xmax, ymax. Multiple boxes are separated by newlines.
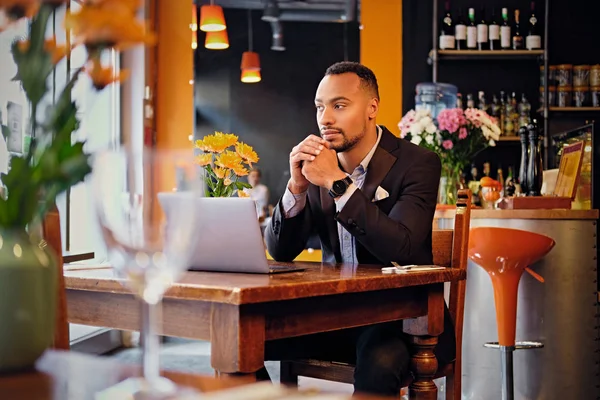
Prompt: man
<box><xmin>244</xmin><ymin>167</ymin><xmax>270</xmax><ymax>220</ymax></box>
<box><xmin>264</xmin><ymin>62</ymin><xmax>455</xmax><ymax>397</ymax></box>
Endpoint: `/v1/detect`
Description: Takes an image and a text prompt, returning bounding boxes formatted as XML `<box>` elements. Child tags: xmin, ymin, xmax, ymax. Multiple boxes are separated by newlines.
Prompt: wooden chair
<box><xmin>279</xmin><ymin>189</ymin><xmax>472</xmax><ymax>400</ymax></box>
<box><xmin>42</xmin><ymin>204</ymin><xmax>70</xmax><ymax>350</ymax></box>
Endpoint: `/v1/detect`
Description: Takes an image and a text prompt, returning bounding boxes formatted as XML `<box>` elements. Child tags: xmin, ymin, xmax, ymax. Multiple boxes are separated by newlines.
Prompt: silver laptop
<box><xmin>158</xmin><ymin>194</ymin><xmax>304</xmax><ymax>274</ymax></box>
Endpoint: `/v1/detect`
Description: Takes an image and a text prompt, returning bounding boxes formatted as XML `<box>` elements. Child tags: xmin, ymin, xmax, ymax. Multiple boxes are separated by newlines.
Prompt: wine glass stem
<box><xmin>141</xmin><ymin>300</ymin><xmax>161</xmax><ymax>382</ymax></box>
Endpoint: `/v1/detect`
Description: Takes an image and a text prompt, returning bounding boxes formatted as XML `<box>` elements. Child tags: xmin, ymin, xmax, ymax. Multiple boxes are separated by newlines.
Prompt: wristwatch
<box><xmin>328</xmin><ymin>176</ymin><xmax>353</xmax><ymax>198</ymax></box>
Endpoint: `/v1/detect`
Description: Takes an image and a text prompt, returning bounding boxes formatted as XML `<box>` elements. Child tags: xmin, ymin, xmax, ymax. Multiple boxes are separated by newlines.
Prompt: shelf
<box><xmin>497</xmin><ymin>136</ymin><xmax>521</xmax><ymax>142</ymax></box>
<box><xmin>434</xmin><ymin>49</ymin><xmax>545</xmax><ymax>61</ymax></box>
<box><xmin>537</xmin><ymin>107</ymin><xmax>600</xmax><ymax>113</ymax></box>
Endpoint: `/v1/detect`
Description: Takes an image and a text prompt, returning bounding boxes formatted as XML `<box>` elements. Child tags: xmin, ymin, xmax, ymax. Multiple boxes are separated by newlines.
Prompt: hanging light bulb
<box><xmin>200</xmin><ymin>1</ymin><xmax>226</xmax><ymax>32</ymax></box>
<box><xmin>205</xmin><ymin>29</ymin><xmax>229</xmax><ymax>50</ymax></box>
<box><xmin>191</xmin><ymin>4</ymin><xmax>198</xmax><ymax>31</ymax></box>
<box><xmin>241</xmin><ymin>10</ymin><xmax>261</xmax><ymax>83</ymax></box>
<box><xmin>191</xmin><ymin>30</ymin><xmax>198</xmax><ymax>49</ymax></box>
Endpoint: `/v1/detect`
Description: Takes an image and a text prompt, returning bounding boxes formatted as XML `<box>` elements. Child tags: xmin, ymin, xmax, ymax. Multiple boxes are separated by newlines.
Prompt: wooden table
<box><xmin>0</xmin><ymin>350</ymin><xmax>386</xmax><ymax>399</ymax></box>
<box><xmin>65</xmin><ymin>262</ymin><xmax>466</xmax><ymax>400</ymax></box>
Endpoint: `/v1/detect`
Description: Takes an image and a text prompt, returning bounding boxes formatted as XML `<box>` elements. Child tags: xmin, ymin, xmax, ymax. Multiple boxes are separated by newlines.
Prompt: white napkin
<box><xmin>373</xmin><ymin>186</ymin><xmax>389</xmax><ymax>202</ymax></box>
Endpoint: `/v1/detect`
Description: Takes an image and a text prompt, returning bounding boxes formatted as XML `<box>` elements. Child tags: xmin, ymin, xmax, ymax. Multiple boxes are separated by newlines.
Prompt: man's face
<box><xmin>248</xmin><ymin>171</ymin><xmax>260</xmax><ymax>187</ymax></box>
<box><xmin>314</xmin><ymin>73</ymin><xmax>376</xmax><ymax>152</ymax></box>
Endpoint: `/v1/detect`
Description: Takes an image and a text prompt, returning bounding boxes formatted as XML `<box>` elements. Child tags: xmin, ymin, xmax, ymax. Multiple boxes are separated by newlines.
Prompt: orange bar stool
<box><xmin>468</xmin><ymin>227</ymin><xmax>555</xmax><ymax>400</ymax></box>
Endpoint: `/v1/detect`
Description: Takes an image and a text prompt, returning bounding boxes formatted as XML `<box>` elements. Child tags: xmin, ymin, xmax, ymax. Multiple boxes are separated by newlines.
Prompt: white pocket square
<box><xmin>373</xmin><ymin>186</ymin><xmax>389</xmax><ymax>202</ymax></box>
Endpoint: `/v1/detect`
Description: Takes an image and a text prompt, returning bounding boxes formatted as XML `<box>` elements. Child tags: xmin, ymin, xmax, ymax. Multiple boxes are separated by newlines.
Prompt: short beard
<box><xmin>329</xmin><ymin>125</ymin><xmax>366</xmax><ymax>152</ymax></box>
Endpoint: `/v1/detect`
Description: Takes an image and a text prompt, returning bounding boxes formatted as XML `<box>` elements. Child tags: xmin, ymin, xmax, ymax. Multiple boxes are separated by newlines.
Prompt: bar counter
<box><xmin>435</xmin><ymin>207</ymin><xmax>599</xmax><ymax>400</ymax></box>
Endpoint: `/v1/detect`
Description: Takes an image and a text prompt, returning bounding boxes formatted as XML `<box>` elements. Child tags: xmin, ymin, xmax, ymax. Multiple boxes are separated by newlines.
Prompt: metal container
<box><xmin>436</xmin><ymin>217</ymin><xmax>599</xmax><ymax>400</ymax></box>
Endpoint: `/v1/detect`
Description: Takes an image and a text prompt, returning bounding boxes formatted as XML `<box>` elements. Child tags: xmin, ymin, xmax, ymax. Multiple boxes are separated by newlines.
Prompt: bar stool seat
<box><xmin>468</xmin><ymin>227</ymin><xmax>555</xmax><ymax>400</ymax></box>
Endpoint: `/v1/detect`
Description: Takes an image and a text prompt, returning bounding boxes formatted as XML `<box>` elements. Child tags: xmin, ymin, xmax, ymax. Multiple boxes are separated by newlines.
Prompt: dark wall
<box><xmin>194</xmin><ymin>9</ymin><xmax>360</xmax><ymax>202</ymax></box>
<box><xmin>402</xmin><ymin>0</ymin><xmax>600</xmax><ymax>179</ymax></box>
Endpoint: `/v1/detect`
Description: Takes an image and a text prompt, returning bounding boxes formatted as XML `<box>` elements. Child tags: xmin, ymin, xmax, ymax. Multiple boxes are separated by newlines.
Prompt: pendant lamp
<box><xmin>205</xmin><ymin>29</ymin><xmax>229</xmax><ymax>50</ymax></box>
<box><xmin>241</xmin><ymin>10</ymin><xmax>261</xmax><ymax>83</ymax></box>
<box><xmin>200</xmin><ymin>1</ymin><xmax>226</xmax><ymax>32</ymax></box>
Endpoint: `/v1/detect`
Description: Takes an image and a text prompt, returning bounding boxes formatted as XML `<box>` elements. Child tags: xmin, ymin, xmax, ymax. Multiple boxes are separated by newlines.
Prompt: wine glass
<box><xmin>91</xmin><ymin>148</ymin><xmax>203</xmax><ymax>398</ymax></box>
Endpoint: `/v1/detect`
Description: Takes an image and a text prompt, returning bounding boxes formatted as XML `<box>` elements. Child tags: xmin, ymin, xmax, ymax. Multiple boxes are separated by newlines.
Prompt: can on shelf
<box><xmin>591</xmin><ymin>65</ymin><xmax>600</xmax><ymax>87</ymax></box>
<box><xmin>556</xmin><ymin>64</ymin><xmax>573</xmax><ymax>87</ymax></box>
<box><xmin>540</xmin><ymin>65</ymin><xmax>558</xmax><ymax>87</ymax></box>
<box><xmin>573</xmin><ymin>86</ymin><xmax>590</xmax><ymax>107</ymax></box>
<box><xmin>557</xmin><ymin>86</ymin><xmax>572</xmax><ymax>107</ymax></box>
<box><xmin>591</xmin><ymin>86</ymin><xmax>600</xmax><ymax>107</ymax></box>
<box><xmin>573</xmin><ymin>65</ymin><xmax>590</xmax><ymax>87</ymax></box>
<box><xmin>539</xmin><ymin>86</ymin><xmax>556</xmax><ymax>107</ymax></box>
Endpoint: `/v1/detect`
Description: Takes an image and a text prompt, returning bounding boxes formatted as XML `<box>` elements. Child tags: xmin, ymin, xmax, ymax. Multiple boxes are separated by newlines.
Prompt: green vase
<box><xmin>438</xmin><ymin>167</ymin><xmax>463</xmax><ymax>205</ymax></box>
<box><xmin>0</xmin><ymin>229</ymin><xmax>58</xmax><ymax>372</ymax></box>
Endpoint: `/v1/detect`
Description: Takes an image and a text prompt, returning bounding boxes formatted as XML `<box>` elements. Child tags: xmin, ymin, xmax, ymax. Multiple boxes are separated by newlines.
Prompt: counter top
<box><xmin>435</xmin><ymin>208</ymin><xmax>599</xmax><ymax>220</ymax></box>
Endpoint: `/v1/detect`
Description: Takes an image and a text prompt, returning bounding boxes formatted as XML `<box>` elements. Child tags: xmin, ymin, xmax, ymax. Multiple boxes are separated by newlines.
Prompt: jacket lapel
<box><xmin>320</xmin><ymin>187</ymin><xmax>341</xmax><ymax>260</ymax></box>
<box><xmin>362</xmin><ymin>128</ymin><xmax>398</xmax><ymax>202</ymax></box>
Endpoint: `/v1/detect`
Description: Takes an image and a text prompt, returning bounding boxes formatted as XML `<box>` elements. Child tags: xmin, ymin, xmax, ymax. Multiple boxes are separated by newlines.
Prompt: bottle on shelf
<box><xmin>467</xmin><ymin>8</ymin><xmax>477</xmax><ymax>49</ymax></box>
<box><xmin>439</xmin><ymin>0</ymin><xmax>455</xmax><ymax>50</ymax></box>
<box><xmin>477</xmin><ymin>6</ymin><xmax>489</xmax><ymax>50</ymax></box>
<box><xmin>526</xmin><ymin>121</ymin><xmax>543</xmax><ymax>196</ymax></box>
<box><xmin>510</xmin><ymin>92</ymin><xmax>519</xmax><ymax>134</ymax></box>
<box><xmin>526</xmin><ymin>1</ymin><xmax>542</xmax><ymax>50</ymax></box>
<box><xmin>500</xmin><ymin>7</ymin><xmax>511</xmax><ymax>50</ymax></box>
<box><xmin>456</xmin><ymin>92</ymin><xmax>463</xmax><ymax>109</ymax></box>
<box><xmin>478</xmin><ymin>91</ymin><xmax>488</xmax><ymax>114</ymax></box>
<box><xmin>499</xmin><ymin>90</ymin><xmax>507</xmax><ymax>134</ymax></box>
<box><xmin>497</xmin><ymin>166</ymin><xmax>505</xmax><ymax>197</ymax></box>
<box><xmin>490</xmin><ymin>94</ymin><xmax>501</xmax><ymax>120</ymax></box>
<box><xmin>483</xmin><ymin>161</ymin><xmax>491</xmax><ymax>177</ymax></box>
<box><xmin>518</xmin><ymin>93</ymin><xmax>531</xmax><ymax>128</ymax></box>
<box><xmin>488</xmin><ymin>8</ymin><xmax>500</xmax><ymax>50</ymax></box>
<box><xmin>505</xmin><ymin>166</ymin><xmax>516</xmax><ymax>197</ymax></box>
<box><xmin>518</xmin><ymin>126</ymin><xmax>529</xmax><ymax>195</ymax></box>
<box><xmin>504</xmin><ymin>92</ymin><xmax>515</xmax><ymax>136</ymax></box>
<box><xmin>466</xmin><ymin>93</ymin><xmax>475</xmax><ymax>108</ymax></box>
<box><xmin>512</xmin><ymin>9</ymin><xmax>524</xmax><ymax>50</ymax></box>
<box><xmin>455</xmin><ymin>8</ymin><xmax>467</xmax><ymax>49</ymax></box>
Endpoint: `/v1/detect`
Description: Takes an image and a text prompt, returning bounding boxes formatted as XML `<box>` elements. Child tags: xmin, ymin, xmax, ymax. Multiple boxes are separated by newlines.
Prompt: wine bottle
<box><xmin>512</xmin><ymin>9</ymin><xmax>524</xmax><ymax>49</ymax></box>
<box><xmin>455</xmin><ymin>8</ymin><xmax>467</xmax><ymax>49</ymax></box>
<box><xmin>467</xmin><ymin>8</ymin><xmax>477</xmax><ymax>49</ymax></box>
<box><xmin>477</xmin><ymin>6</ymin><xmax>489</xmax><ymax>50</ymax></box>
<box><xmin>439</xmin><ymin>1</ymin><xmax>455</xmax><ymax>49</ymax></box>
<box><xmin>526</xmin><ymin>1</ymin><xmax>541</xmax><ymax>50</ymax></box>
<box><xmin>500</xmin><ymin>8</ymin><xmax>511</xmax><ymax>50</ymax></box>
<box><xmin>488</xmin><ymin>8</ymin><xmax>500</xmax><ymax>50</ymax></box>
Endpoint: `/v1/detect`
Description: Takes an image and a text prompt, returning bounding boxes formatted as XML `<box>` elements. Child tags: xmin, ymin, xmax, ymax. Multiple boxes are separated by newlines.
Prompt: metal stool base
<box><xmin>483</xmin><ymin>341</ymin><xmax>544</xmax><ymax>350</ymax></box>
<box><xmin>482</xmin><ymin>341</ymin><xmax>544</xmax><ymax>400</ymax></box>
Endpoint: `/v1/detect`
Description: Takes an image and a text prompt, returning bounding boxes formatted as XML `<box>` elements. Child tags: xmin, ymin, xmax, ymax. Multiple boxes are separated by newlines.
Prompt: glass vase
<box><xmin>438</xmin><ymin>167</ymin><xmax>462</xmax><ymax>206</ymax></box>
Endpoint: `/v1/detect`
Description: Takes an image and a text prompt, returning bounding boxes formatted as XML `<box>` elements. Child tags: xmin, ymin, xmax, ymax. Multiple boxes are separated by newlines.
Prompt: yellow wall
<box><xmin>360</xmin><ymin>0</ymin><xmax>403</xmax><ymax>135</ymax></box>
<box><xmin>155</xmin><ymin>0</ymin><xmax>194</xmax><ymax>193</ymax></box>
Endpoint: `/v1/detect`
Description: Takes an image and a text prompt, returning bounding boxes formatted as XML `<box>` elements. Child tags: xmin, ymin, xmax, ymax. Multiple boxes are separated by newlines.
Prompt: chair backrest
<box><xmin>431</xmin><ymin>189</ymin><xmax>472</xmax><ymax>374</ymax></box>
<box><xmin>42</xmin><ymin>204</ymin><xmax>70</xmax><ymax>350</ymax></box>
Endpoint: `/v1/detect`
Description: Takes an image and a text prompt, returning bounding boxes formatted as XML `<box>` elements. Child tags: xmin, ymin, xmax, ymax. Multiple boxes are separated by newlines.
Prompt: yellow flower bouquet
<box><xmin>194</xmin><ymin>131</ymin><xmax>258</xmax><ymax>198</ymax></box>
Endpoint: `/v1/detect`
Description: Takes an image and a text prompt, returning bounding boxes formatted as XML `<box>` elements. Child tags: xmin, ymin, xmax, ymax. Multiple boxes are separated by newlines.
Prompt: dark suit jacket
<box><xmin>265</xmin><ymin>125</ymin><xmax>455</xmax><ymax>364</ymax></box>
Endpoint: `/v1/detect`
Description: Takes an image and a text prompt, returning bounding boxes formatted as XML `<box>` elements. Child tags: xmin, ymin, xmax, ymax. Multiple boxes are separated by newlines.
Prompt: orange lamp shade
<box><xmin>191</xmin><ymin>4</ymin><xmax>198</xmax><ymax>31</ymax></box>
<box><xmin>241</xmin><ymin>69</ymin><xmax>261</xmax><ymax>83</ymax></box>
<box><xmin>205</xmin><ymin>30</ymin><xmax>229</xmax><ymax>50</ymax></box>
<box><xmin>240</xmin><ymin>51</ymin><xmax>260</xmax><ymax>71</ymax></box>
<box><xmin>199</xmin><ymin>4</ymin><xmax>226</xmax><ymax>32</ymax></box>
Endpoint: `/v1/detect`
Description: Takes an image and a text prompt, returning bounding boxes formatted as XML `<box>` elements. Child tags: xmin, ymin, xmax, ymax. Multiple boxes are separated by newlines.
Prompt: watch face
<box><xmin>333</xmin><ymin>180</ymin><xmax>346</xmax><ymax>194</ymax></box>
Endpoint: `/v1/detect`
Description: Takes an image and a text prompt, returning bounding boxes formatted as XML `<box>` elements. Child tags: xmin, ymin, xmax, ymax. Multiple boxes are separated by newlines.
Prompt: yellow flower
<box><xmin>85</xmin><ymin>57</ymin><xmax>129</xmax><ymax>90</ymax></box>
<box><xmin>196</xmin><ymin>132</ymin><xmax>238</xmax><ymax>153</ymax></box>
<box><xmin>237</xmin><ymin>190</ymin><xmax>249</xmax><ymax>198</ymax></box>
<box><xmin>18</xmin><ymin>37</ymin><xmax>68</xmax><ymax>64</ymax></box>
<box><xmin>223</xmin><ymin>178</ymin><xmax>232</xmax><ymax>186</ymax></box>
<box><xmin>212</xmin><ymin>166</ymin><xmax>228</xmax><ymax>179</ymax></box>
<box><xmin>215</xmin><ymin>150</ymin><xmax>243</xmax><ymax>170</ymax></box>
<box><xmin>194</xmin><ymin>153</ymin><xmax>212</xmax><ymax>167</ymax></box>
<box><xmin>235</xmin><ymin>142</ymin><xmax>259</xmax><ymax>167</ymax></box>
<box><xmin>232</xmin><ymin>164</ymin><xmax>248</xmax><ymax>177</ymax></box>
<box><xmin>64</xmin><ymin>1</ymin><xmax>155</xmax><ymax>50</ymax></box>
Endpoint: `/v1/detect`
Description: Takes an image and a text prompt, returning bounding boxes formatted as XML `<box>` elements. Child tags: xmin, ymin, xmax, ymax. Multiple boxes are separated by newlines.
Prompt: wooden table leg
<box><xmin>404</xmin><ymin>283</ymin><xmax>444</xmax><ymax>400</ymax></box>
<box><xmin>210</xmin><ymin>303</ymin><xmax>265</xmax><ymax>377</ymax></box>
<box><xmin>408</xmin><ymin>335</ymin><xmax>438</xmax><ymax>400</ymax></box>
